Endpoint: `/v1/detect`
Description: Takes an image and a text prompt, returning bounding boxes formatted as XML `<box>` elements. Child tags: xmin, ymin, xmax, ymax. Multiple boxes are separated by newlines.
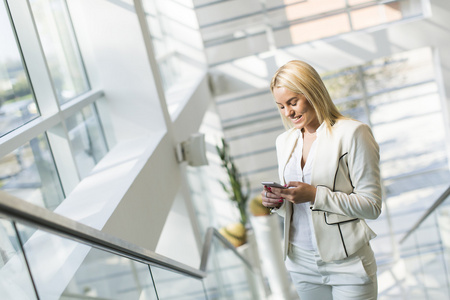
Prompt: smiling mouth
<box><xmin>292</xmin><ymin>115</ymin><xmax>302</xmax><ymax>121</ymax></box>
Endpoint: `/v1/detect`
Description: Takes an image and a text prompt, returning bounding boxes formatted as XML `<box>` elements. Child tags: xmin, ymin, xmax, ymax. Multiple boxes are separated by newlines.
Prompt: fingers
<box><xmin>278</xmin><ymin>182</ymin><xmax>317</xmax><ymax>204</ymax></box>
<box><xmin>262</xmin><ymin>187</ymin><xmax>284</xmax><ymax>208</ymax></box>
<box><xmin>267</xmin><ymin>187</ymin><xmax>284</xmax><ymax>195</ymax></box>
<box><xmin>286</xmin><ymin>181</ymin><xmax>301</xmax><ymax>188</ymax></box>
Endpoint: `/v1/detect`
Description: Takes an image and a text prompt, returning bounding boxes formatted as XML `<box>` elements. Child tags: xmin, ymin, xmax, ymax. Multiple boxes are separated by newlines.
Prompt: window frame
<box><xmin>1</xmin><ymin>0</ymin><xmax>107</xmax><ymax>198</ymax></box>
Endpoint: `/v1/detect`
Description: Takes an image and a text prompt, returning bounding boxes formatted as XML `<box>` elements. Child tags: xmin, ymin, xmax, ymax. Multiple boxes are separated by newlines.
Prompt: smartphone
<box><xmin>261</xmin><ymin>181</ymin><xmax>286</xmax><ymax>189</ymax></box>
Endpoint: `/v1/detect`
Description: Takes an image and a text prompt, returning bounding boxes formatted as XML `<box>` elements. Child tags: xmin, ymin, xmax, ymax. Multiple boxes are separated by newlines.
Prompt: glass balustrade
<box><xmin>0</xmin><ymin>218</ymin><xmax>38</xmax><ymax>300</ymax></box>
<box><xmin>11</xmin><ymin>222</ymin><xmax>157</xmax><ymax>299</ymax></box>
<box><xmin>399</xmin><ymin>188</ymin><xmax>450</xmax><ymax>300</ymax></box>
<box><xmin>0</xmin><ymin>204</ymin><xmax>259</xmax><ymax>300</ymax></box>
<box><xmin>150</xmin><ymin>265</ymin><xmax>206</xmax><ymax>300</ymax></box>
<box><xmin>203</xmin><ymin>236</ymin><xmax>260</xmax><ymax>300</ymax></box>
<box><xmin>6</xmin><ymin>184</ymin><xmax>450</xmax><ymax>300</ymax></box>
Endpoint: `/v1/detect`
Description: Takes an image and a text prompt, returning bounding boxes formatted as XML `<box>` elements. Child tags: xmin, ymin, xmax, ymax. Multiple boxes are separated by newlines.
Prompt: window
<box><xmin>0</xmin><ymin>2</ymin><xmax>39</xmax><ymax>136</ymax></box>
<box><xmin>29</xmin><ymin>0</ymin><xmax>90</xmax><ymax>104</ymax></box>
<box><xmin>65</xmin><ymin>104</ymin><xmax>108</xmax><ymax>179</ymax></box>
<box><xmin>322</xmin><ymin>48</ymin><xmax>450</xmax><ymax>261</ymax></box>
<box><xmin>0</xmin><ymin>134</ymin><xmax>64</xmax><ymax>210</ymax></box>
<box><xmin>0</xmin><ymin>0</ymin><xmax>109</xmax><ymax>210</ymax></box>
<box><xmin>143</xmin><ymin>0</ymin><xmax>206</xmax><ymax>91</ymax></box>
<box><xmin>287</xmin><ymin>0</ymin><xmax>409</xmax><ymax>44</ymax></box>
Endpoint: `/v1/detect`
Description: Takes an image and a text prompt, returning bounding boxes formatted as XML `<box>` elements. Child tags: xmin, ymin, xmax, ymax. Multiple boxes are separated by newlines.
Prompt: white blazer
<box><xmin>274</xmin><ymin>119</ymin><xmax>382</xmax><ymax>262</ymax></box>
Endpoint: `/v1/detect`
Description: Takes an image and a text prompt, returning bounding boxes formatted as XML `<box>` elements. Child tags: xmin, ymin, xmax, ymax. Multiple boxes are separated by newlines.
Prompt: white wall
<box><xmin>68</xmin><ymin>0</ymin><xmax>167</xmax><ymax>145</ymax></box>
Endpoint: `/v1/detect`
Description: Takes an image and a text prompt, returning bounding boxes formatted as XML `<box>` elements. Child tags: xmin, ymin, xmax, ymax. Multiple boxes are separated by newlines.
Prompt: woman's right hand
<box><xmin>261</xmin><ymin>186</ymin><xmax>284</xmax><ymax>209</ymax></box>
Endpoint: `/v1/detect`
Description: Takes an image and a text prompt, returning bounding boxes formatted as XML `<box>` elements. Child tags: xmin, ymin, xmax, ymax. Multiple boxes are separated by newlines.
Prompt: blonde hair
<box><xmin>270</xmin><ymin>60</ymin><xmax>343</xmax><ymax>130</ymax></box>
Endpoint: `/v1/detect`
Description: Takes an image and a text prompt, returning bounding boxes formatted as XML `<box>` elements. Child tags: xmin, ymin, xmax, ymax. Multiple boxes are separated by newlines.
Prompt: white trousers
<box><xmin>285</xmin><ymin>243</ymin><xmax>378</xmax><ymax>300</ymax></box>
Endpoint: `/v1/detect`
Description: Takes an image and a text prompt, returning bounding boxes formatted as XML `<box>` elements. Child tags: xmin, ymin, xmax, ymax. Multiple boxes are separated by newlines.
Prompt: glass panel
<box><xmin>322</xmin><ymin>65</ymin><xmax>369</xmax><ymax>123</ymax></box>
<box><xmin>15</xmin><ymin>222</ymin><xmax>158</xmax><ymax>299</ymax></box>
<box><xmin>144</xmin><ymin>0</ymin><xmax>206</xmax><ymax>92</ymax></box>
<box><xmin>62</xmin><ymin>249</ymin><xmax>158</xmax><ymax>300</ymax></box>
<box><xmin>350</xmin><ymin>3</ymin><xmax>402</xmax><ymax>30</ymax></box>
<box><xmin>365</xmin><ymin>48</ymin><xmax>434</xmax><ymax>94</ymax></box>
<box><xmin>202</xmin><ymin>238</ymin><xmax>228</xmax><ymax>300</ymax></box>
<box><xmin>0</xmin><ymin>2</ymin><xmax>39</xmax><ymax>137</ymax></box>
<box><xmin>65</xmin><ymin>104</ymin><xmax>108</xmax><ymax>179</ymax></box>
<box><xmin>368</xmin><ymin>48</ymin><xmax>450</xmax><ymax>245</ymax></box>
<box><xmin>319</xmin><ymin>47</ymin><xmax>450</xmax><ymax>264</ymax></box>
<box><xmin>29</xmin><ymin>0</ymin><xmax>89</xmax><ymax>104</ymax></box>
<box><xmin>150</xmin><ymin>265</ymin><xmax>207</xmax><ymax>300</ymax></box>
<box><xmin>0</xmin><ymin>134</ymin><xmax>64</xmax><ymax>210</ymax></box>
<box><xmin>323</xmin><ymin>65</ymin><xmax>364</xmax><ymax>119</ymax></box>
<box><xmin>285</xmin><ymin>0</ymin><xmax>346</xmax><ymax>21</ymax></box>
<box><xmin>289</xmin><ymin>13</ymin><xmax>351</xmax><ymax>44</ymax></box>
<box><xmin>203</xmin><ymin>238</ymin><xmax>258</xmax><ymax>299</ymax></box>
<box><xmin>400</xmin><ymin>194</ymin><xmax>450</xmax><ymax>299</ymax></box>
<box><xmin>0</xmin><ymin>219</ymin><xmax>38</xmax><ymax>299</ymax></box>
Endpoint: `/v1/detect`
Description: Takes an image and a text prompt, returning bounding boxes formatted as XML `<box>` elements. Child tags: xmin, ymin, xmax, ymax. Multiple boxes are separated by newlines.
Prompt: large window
<box><xmin>0</xmin><ymin>0</ymin><xmax>109</xmax><ymax>210</ymax></box>
<box><xmin>0</xmin><ymin>3</ymin><xmax>39</xmax><ymax>136</ymax></box>
<box><xmin>323</xmin><ymin>47</ymin><xmax>450</xmax><ymax>262</ymax></box>
<box><xmin>29</xmin><ymin>0</ymin><xmax>90</xmax><ymax>104</ymax></box>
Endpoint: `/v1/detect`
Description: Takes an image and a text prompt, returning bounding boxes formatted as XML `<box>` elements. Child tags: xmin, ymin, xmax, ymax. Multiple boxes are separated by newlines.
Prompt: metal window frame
<box><xmin>2</xmin><ymin>0</ymin><xmax>107</xmax><ymax>195</ymax></box>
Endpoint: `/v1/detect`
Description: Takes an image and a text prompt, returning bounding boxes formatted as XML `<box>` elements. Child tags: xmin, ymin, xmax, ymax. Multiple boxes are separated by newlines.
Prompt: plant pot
<box><xmin>219</xmin><ymin>222</ymin><xmax>247</xmax><ymax>247</ymax></box>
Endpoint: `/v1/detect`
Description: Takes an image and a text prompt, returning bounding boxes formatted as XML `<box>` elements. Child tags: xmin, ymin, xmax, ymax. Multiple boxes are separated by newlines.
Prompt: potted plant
<box><xmin>216</xmin><ymin>138</ymin><xmax>250</xmax><ymax>247</ymax></box>
<box><xmin>216</xmin><ymin>139</ymin><xmax>268</xmax><ymax>298</ymax></box>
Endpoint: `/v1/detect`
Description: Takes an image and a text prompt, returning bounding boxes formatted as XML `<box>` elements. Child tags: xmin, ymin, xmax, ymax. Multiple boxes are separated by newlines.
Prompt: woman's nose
<box><xmin>284</xmin><ymin>108</ymin><xmax>292</xmax><ymax>117</ymax></box>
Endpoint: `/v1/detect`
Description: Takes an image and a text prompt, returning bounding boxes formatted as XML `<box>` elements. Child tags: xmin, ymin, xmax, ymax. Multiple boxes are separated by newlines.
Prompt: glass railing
<box><xmin>0</xmin><ymin>191</ymin><xmax>260</xmax><ymax>299</ymax></box>
<box><xmin>399</xmin><ymin>185</ymin><xmax>450</xmax><ymax>300</ymax></box>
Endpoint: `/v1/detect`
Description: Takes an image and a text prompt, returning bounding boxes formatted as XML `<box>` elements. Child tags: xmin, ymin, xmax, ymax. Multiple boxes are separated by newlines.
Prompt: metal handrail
<box><xmin>0</xmin><ymin>191</ymin><xmax>255</xmax><ymax>279</ymax></box>
<box><xmin>400</xmin><ymin>185</ymin><xmax>450</xmax><ymax>243</ymax></box>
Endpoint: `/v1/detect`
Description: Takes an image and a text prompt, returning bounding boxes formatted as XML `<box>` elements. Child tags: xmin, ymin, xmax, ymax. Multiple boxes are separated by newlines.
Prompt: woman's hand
<box><xmin>262</xmin><ymin>181</ymin><xmax>317</xmax><ymax>208</ymax></box>
<box><xmin>261</xmin><ymin>186</ymin><xmax>284</xmax><ymax>209</ymax></box>
<box><xmin>273</xmin><ymin>181</ymin><xmax>317</xmax><ymax>205</ymax></box>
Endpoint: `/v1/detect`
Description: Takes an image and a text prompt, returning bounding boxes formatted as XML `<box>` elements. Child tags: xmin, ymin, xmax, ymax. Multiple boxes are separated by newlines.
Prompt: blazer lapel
<box><xmin>278</xmin><ymin>129</ymin><xmax>298</xmax><ymax>260</ymax></box>
<box><xmin>278</xmin><ymin>129</ymin><xmax>299</xmax><ymax>185</ymax></box>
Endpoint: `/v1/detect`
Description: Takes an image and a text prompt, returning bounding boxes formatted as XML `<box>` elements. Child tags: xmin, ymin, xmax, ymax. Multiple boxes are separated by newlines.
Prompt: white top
<box><xmin>283</xmin><ymin>129</ymin><xmax>318</xmax><ymax>252</ymax></box>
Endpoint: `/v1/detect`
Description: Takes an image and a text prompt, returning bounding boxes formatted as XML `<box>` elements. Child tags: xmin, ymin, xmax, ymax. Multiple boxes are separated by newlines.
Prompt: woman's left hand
<box><xmin>272</xmin><ymin>181</ymin><xmax>316</xmax><ymax>204</ymax></box>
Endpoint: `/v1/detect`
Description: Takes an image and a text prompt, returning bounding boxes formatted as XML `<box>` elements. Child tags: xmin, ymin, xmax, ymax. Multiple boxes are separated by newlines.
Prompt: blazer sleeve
<box><xmin>312</xmin><ymin>124</ymin><xmax>382</xmax><ymax>220</ymax></box>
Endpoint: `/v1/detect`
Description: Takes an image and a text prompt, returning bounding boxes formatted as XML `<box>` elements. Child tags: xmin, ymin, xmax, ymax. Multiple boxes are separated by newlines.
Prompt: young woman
<box><xmin>262</xmin><ymin>60</ymin><xmax>382</xmax><ymax>300</ymax></box>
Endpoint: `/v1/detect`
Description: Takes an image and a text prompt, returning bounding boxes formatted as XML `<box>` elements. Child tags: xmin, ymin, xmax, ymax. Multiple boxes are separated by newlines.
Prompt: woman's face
<box><xmin>273</xmin><ymin>87</ymin><xmax>320</xmax><ymax>131</ymax></box>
